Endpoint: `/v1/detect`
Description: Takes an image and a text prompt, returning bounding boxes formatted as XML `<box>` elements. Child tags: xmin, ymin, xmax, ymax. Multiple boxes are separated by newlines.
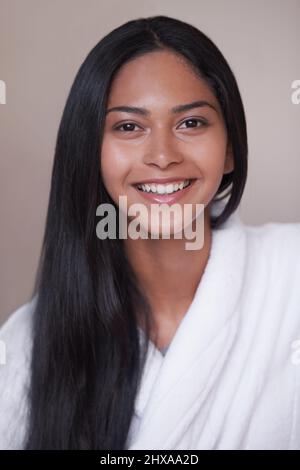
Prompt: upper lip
<box><xmin>133</xmin><ymin>177</ymin><xmax>195</xmax><ymax>185</ymax></box>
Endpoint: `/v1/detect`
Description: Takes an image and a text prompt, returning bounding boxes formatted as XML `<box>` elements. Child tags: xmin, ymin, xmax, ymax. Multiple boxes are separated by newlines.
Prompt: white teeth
<box><xmin>137</xmin><ymin>179</ymin><xmax>191</xmax><ymax>194</ymax></box>
<box><xmin>157</xmin><ymin>184</ymin><xmax>165</xmax><ymax>194</ymax></box>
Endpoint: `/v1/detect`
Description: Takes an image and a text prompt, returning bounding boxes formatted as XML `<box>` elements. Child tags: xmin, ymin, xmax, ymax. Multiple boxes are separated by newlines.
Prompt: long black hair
<box><xmin>25</xmin><ymin>15</ymin><xmax>248</xmax><ymax>449</ymax></box>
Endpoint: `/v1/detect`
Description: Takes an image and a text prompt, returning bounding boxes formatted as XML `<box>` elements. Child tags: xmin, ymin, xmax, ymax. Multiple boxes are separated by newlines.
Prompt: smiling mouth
<box><xmin>134</xmin><ymin>179</ymin><xmax>196</xmax><ymax>195</ymax></box>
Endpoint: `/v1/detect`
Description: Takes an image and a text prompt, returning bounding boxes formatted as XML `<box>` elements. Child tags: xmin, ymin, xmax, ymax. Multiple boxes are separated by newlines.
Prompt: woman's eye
<box><xmin>114</xmin><ymin>122</ymin><xmax>141</xmax><ymax>132</ymax></box>
<box><xmin>178</xmin><ymin>118</ymin><xmax>207</xmax><ymax>129</ymax></box>
<box><xmin>113</xmin><ymin>118</ymin><xmax>207</xmax><ymax>133</ymax></box>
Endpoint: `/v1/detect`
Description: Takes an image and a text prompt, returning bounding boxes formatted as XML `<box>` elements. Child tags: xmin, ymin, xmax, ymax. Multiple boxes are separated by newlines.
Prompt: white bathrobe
<box><xmin>1</xmin><ymin>200</ymin><xmax>300</xmax><ymax>450</ymax></box>
<box><xmin>126</xmin><ymin>201</ymin><xmax>300</xmax><ymax>450</ymax></box>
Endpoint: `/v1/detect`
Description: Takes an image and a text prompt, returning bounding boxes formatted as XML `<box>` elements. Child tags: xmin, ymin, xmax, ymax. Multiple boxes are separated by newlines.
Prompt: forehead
<box><xmin>106</xmin><ymin>50</ymin><xmax>218</xmax><ymax>109</ymax></box>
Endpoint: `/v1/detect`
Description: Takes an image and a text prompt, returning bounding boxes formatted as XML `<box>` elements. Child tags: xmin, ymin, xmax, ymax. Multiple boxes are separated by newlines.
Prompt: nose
<box><xmin>142</xmin><ymin>128</ymin><xmax>184</xmax><ymax>169</ymax></box>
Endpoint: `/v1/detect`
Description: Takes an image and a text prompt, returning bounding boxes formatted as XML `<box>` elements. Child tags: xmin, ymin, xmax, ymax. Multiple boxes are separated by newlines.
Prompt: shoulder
<box><xmin>238</xmin><ymin>224</ymin><xmax>300</xmax><ymax>449</ymax></box>
<box><xmin>0</xmin><ymin>295</ymin><xmax>36</xmax><ymax>346</ymax></box>
<box><xmin>0</xmin><ymin>295</ymin><xmax>37</xmax><ymax>449</ymax></box>
<box><xmin>241</xmin><ymin>221</ymin><xmax>300</xmax><ymax>364</ymax></box>
<box><xmin>244</xmin><ymin>221</ymin><xmax>300</xmax><ymax>272</ymax></box>
<box><xmin>240</xmin><ymin>221</ymin><xmax>300</xmax><ymax>339</ymax></box>
<box><xmin>244</xmin><ymin>220</ymin><xmax>300</xmax><ymax>245</ymax></box>
<box><xmin>0</xmin><ymin>295</ymin><xmax>36</xmax><ymax>370</ymax></box>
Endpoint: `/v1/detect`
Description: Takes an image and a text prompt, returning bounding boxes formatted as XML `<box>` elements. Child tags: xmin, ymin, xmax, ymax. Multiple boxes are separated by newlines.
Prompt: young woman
<box><xmin>0</xmin><ymin>15</ymin><xmax>299</xmax><ymax>450</ymax></box>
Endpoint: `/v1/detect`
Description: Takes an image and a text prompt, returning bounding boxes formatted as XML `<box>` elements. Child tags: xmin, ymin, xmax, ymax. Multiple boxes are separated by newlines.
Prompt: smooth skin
<box><xmin>101</xmin><ymin>50</ymin><xmax>233</xmax><ymax>350</ymax></box>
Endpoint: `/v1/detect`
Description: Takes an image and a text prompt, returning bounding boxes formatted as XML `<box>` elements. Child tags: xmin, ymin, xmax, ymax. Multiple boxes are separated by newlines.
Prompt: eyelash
<box><xmin>113</xmin><ymin>118</ymin><xmax>208</xmax><ymax>132</ymax></box>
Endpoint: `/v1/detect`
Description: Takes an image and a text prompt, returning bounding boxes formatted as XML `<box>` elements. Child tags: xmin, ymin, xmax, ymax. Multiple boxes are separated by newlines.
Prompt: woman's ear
<box><xmin>224</xmin><ymin>142</ymin><xmax>234</xmax><ymax>174</ymax></box>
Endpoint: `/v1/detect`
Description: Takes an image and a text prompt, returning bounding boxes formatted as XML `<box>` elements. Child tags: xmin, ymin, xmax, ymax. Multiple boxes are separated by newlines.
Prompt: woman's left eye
<box><xmin>178</xmin><ymin>118</ymin><xmax>207</xmax><ymax>129</ymax></box>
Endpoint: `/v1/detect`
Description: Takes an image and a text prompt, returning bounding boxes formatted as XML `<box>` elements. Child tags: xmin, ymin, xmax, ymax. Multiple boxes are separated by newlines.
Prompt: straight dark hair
<box><xmin>25</xmin><ymin>15</ymin><xmax>248</xmax><ymax>449</ymax></box>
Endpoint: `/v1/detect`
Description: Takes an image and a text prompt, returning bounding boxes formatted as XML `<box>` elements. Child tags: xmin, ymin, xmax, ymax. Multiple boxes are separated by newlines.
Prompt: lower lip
<box><xmin>133</xmin><ymin>180</ymin><xmax>197</xmax><ymax>204</ymax></box>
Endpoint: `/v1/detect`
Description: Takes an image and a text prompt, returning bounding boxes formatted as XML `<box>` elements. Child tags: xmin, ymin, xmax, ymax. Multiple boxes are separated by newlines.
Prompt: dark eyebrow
<box><xmin>105</xmin><ymin>100</ymin><xmax>218</xmax><ymax>116</ymax></box>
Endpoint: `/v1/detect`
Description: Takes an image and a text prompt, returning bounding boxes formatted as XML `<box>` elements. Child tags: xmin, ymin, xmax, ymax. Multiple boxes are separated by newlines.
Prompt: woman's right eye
<box><xmin>114</xmin><ymin>122</ymin><xmax>141</xmax><ymax>132</ymax></box>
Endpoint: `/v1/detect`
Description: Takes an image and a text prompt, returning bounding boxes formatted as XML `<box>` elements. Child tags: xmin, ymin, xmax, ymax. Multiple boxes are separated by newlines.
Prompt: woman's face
<box><xmin>101</xmin><ymin>49</ymin><xmax>233</xmax><ymax>236</ymax></box>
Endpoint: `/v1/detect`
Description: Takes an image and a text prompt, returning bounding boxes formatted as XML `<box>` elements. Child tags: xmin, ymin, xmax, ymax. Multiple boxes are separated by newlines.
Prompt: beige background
<box><xmin>0</xmin><ymin>0</ymin><xmax>299</xmax><ymax>323</ymax></box>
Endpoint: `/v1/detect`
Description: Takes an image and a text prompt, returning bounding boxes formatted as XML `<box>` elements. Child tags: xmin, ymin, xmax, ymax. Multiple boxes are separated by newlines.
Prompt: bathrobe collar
<box><xmin>132</xmin><ymin>199</ymin><xmax>247</xmax><ymax>448</ymax></box>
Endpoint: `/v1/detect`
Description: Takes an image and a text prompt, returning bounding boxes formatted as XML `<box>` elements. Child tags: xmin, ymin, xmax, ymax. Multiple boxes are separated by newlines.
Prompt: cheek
<box><xmin>100</xmin><ymin>138</ymin><xmax>132</xmax><ymax>197</ymax></box>
<box><xmin>193</xmin><ymin>128</ymin><xmax>228</xmax><ymax>177</ymax></box>
<box><xmin>188</xmin><ymin>128</ymin><xmax>228</xmax><ymax>203</ymax></box>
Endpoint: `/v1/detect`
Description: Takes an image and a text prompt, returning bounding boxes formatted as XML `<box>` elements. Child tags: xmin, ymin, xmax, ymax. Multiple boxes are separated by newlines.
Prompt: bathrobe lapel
<box><xmin>129</xmin><ymin>206</ymin><xmax>247</xmax><ymax>449</ymax></box>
